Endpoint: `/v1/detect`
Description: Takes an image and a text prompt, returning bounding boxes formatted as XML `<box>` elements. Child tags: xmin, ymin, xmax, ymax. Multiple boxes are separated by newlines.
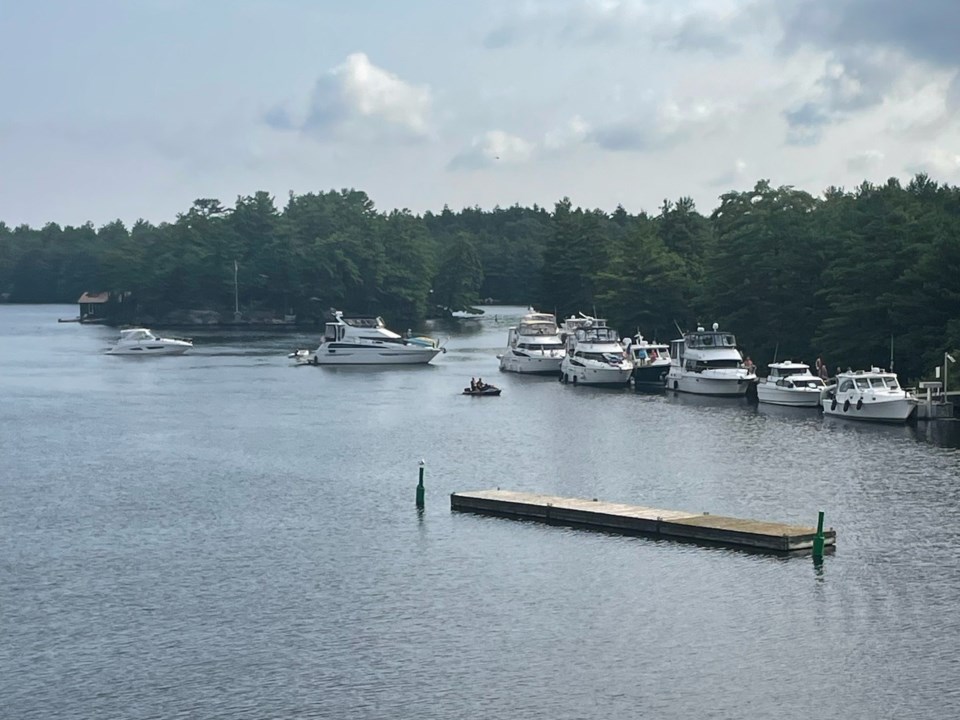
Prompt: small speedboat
<box><xmin>463</xmin><ymin>385</ymin><xmax>501</xmax><ymax>396</ymax></box>
<box><xmin>107</xmin><ymin>328</ymin><xmax>192</xmax><ymax>355</ymax></box>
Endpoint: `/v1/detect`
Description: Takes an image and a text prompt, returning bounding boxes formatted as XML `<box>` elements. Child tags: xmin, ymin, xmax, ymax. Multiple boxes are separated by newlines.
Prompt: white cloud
<box><xmin>543</xmin><ymin>115</ymin><xmax>590</xmax><ymax>151</ymax></box>
<box><xmin>267</xmin><ymin>53</ymin><xmax>432</xmax><ymax>143</ymax></box>
<box><xmin>448</xmin><ymin>130</ymin><xmax>535</xmax><ymax>170</ymax></box>
<box><xmin>846</xmin><ymin>149</ymin><xmax>884</xmax><ymax>172</ymax></box>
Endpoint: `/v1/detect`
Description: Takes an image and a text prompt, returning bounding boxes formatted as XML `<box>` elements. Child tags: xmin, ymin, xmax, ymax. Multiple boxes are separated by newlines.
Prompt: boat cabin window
<box><xmin>518</xmin><ymin>341</ymin><xmax>562</xmax><ymax>350</ymax></box>
<box><xmin>687</xmin><ymin>331</ymin><xmax>736</xmax><ymax>349</ymax></box>
<box><xmin>519</xmin><ymin>322</ymin><xmax>557</xmax><ymax>336</ymax></box>
<box><xmin>855</xmin><ymin>378</ymin><xmax>871</xmax><ymax>390</ymax></box>
<box><xmin>838</xmin><ymin>379</ymin><xmax>854</xmax><ymax>392</ymax></box>
<box><xmin>342</xmin><ymin>317</ymin><xmax>385</xmax><ymax>329</ymax></box>
<box><xmin>576</xmin><ymin>327</ymin><xmax>620</xmax><ymax>343</ymax></box>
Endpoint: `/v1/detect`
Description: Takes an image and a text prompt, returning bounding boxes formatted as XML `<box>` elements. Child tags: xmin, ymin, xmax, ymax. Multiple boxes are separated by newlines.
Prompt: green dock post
<box><xmin>813</xmin><ymin>511</ymin><xmax>825</xmax><ymax>559</ymax></box>
<box><xmin>416</xmin><ymin>460</ymin><xmax>425</xmax><ymax>509</ymax></box>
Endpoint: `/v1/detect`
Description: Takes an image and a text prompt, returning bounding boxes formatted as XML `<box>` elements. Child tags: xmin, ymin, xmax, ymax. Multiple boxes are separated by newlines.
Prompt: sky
<box><xmin>2</xmin><ymin>0</ymin><xmax>959</xmax><ymax>227</ymax></box>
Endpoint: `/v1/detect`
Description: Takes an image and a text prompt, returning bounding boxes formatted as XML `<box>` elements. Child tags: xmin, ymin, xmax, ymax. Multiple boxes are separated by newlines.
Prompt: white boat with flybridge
<box><xmin>665</xmin><ymin>323</ymin><xmax>756</xmax><ymax>396</ymax></box>
<box><xmin>498</xmin><ymin>312</ymin><xmax>565</xmax><ymax>374</ymax></box>
<box><xmin>756</xmin><ymin>361</ymin><xmax>825</xmax><ymax>407</ymax></box>
<box><xmin>106</xmin><ymin>328</ymin><xmax>193</xmax><ymax>355</ymax></box>
<box><xmin>623</xmin><ymin>334</ymin><xmax>671</xmax><ymax>387</ymax></box>
<box><xmin>295</xmin><ymin>310</ymin><xmax>444</xmax><ymax>365</ymax></box>
<box><xmin>559</xmin><ymin>314</ymin><xmax>633</xmax><ymax>386</ymax></box>
<box><xmin>821</xmin><ymin>367</ymin><xmax>915</xmax><ymax>423</ymax></box>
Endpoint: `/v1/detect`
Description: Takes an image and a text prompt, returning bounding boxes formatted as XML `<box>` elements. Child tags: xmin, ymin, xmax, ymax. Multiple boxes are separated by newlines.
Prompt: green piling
<box><xmin>416</xmin><ymin>461</ymin><xmax>425</xmax><ymax>509</ymax></box>
<box><xmin>812</xmin><ymin>511</ymin><xmax>825</xmax><ymax>559</ymax></box>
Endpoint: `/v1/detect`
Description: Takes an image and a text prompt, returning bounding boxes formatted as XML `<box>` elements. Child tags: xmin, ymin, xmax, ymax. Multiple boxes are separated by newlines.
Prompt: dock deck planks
<box><xmin>450</xmin><ymin>489</ymin><xmax>836</xmax><ymax>553</ymax></box>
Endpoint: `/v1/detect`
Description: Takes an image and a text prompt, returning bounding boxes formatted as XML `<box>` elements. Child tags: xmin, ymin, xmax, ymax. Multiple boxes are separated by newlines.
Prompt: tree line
<box><xmin>1</xmin><ymin>175</ymin><xmax>958</xmax><ymax>381</ymax></box>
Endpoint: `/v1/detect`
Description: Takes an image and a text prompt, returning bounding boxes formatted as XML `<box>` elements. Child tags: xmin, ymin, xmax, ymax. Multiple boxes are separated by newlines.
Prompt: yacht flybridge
<box><xmin>559</xmin><ymin>314</ymin><xmax>633</xmax><ymax>386</ymax></box>
<box><xmin>106</xmin><ymin>328</ymin><xmax>193</xmax><ymax>355</ymax></box>
<box><xmin>299</xmin><ymin>311</ymin><xmax>443</xmax><ymax>365</ymax></box>
<box><xmin>499</xmin><ymin>312</ymin><xmax>565</xmax><ymax>374</ymax></box>
<box><xmin>756</xmin><ymin>361</ymin><xmax>825</xmax><ymax>407</ymax></box>
<box><xmin>665</xmin><ymin>323</ymin><xmax>756</xmax><ymax>396</ymax></box>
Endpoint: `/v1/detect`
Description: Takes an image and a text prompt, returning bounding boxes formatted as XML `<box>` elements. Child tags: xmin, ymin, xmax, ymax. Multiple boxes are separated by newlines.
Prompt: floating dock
<box><xmin>451</xmin><ymin>490</ymin><xmax>835</xmax><ymax>553</ymax></box>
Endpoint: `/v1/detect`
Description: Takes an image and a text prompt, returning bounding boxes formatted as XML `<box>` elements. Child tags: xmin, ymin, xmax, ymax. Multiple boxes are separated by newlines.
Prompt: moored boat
<box><xmin>756</xmin><ymin>361</ymin><xmax>824</xmax><ymax>407</ymax></box>
<box><xmin>821</xmin><ymin>367</ymin><xmax>915</xmax><ymax>423</ymax></box>
<box><xmin>499</xmin><ymin>312</ymin><xmax>565</xmax><ymax>375</ymax></box>
<box><xmin>559</xmin><ymin>314</ymin><xmax>633</xmax><ymax>386</ymax></box>
<box><xmin>623</xmin><ymin>334</ymin><xmax>671</xmax><ymax>387</ymax></box>
<box><xmin>664</xmin><ymin>323</ymin><xmax>755</xmax><ymax>396</ymax></box>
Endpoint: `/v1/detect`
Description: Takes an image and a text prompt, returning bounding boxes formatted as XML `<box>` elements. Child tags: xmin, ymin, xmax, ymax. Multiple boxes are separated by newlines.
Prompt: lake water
<box><xmin>2</xmin><ymin>304</ymin><xmax>960</xmax><ymax>719</ymax></box>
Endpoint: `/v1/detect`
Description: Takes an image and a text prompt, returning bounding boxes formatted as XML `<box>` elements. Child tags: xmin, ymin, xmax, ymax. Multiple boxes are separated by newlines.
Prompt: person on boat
<box><xmin>476</xmin><ymin>378</ymin><xmax>485</xmax><ymax>391</ymax></box>
<box><xmin>470</xmin><ymin>377</ymin><xmax>477</xmax><ymax>391</ymax></box>
<box><xmin>743</xmin><ymin>356</ymin><xmax>755</xmax><ymax>373</ymax></box>
<box><xmin>818</xmin><ymin>360</ymin><xmax>829</xmax><ymax>382</ymax></box>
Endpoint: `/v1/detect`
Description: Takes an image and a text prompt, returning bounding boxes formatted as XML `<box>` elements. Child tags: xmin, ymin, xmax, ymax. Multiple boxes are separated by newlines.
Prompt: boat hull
<box><xmin>308</xmin><ymin>346</ymin><xmax>441</xmax><ymax>365</ymax></box>
<box><xmin>822</xmin><ymin>396</ymin><xmax>915</xmax><ymax>423</ymax></box>
<box><xmin>632</xmin><ymin>363</ymin><xmax>670</xmax><ymax>386</ymax></box>
<box><xmin>756</xmin><ymin>384</ymin><xmax>822</xmax><ymax>407</ymax></box>
<box><xmin>560</xmin><ymin>360</ymin><xmax>632</xmax><ymax>387</ymax></box>
<box><xmin>107</xmin><ymin>345</ymin><xmax>191</xmax><ymax>356</ymax></box>
<box><xmin>665</xmin><ymin>371</ymin><xmax>753</xmax><ymax>396</ymax></box>
<box><xmin>499</xmin><ymin>352</ymin><xmax>564</xmax><ymax>375</ymax></box>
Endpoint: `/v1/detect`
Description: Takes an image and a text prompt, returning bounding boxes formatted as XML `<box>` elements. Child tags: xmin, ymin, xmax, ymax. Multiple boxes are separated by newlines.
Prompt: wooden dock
<box><xmin>451</xmin><ymin>489</ymin><xmax>836</xmax><ymax>553</ymax></box>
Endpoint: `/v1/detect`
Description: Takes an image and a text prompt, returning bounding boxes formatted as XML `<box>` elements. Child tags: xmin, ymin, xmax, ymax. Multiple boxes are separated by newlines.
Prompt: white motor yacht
<box><xmin>499</xmin><ymin>312</ymin><xmax>565</xmax><ymax>374</ymax></box>
<box><xmin>559</xmin><ymin>314</ymin><xmax>633</xmax><ymax>386</ymax></box>
<box><xmin>756</xmin><ymin>361</ymin><xmax>825</xmax><ymax>407</ymax></box>
<box><xmin>301</xmin><ymin>311</ymin><xmax>443</xmax><ymax>365</ymax></box>
<box><xmin>822</xmin><ymin>367</ymin><xmax>915</xmax><ymax>423</ymax></box>
<box><xmin>623</xmin><ymin>334</ymin><xmax>671</xmax><ymax>387</ymax></box>
<box><xmin>664</xmin><ymin>323</ymin><xmax>756</xmax><ymax>396</ymax></box>
<box><xmin>106</xmin><ymin>328</ymin><xmax>193</xmax><ymax>355</ymax></box>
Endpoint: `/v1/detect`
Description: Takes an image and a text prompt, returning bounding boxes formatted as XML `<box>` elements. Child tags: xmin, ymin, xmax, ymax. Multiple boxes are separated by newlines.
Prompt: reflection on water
<box><xmin>2</xmin><ymin>304</ymin><xmax>960</xmax><ymax>720</ymax></box>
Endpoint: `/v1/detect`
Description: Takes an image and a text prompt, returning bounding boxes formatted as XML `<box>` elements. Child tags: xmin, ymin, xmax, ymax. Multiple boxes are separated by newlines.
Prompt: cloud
<box><xmin>448</xmin><ymin>97</ymin><xmax>732</xmax><ymax>171</ymax></box>
<box><xmin>590</xmin><ymin>99</ymin><xmax>732</xmax><ymax>151</ymax></box>
<box><xmin>905</xmin><ymin>148</ymin><xmax>960</xmax><ymax>179</ymax></box>
<box><xmin>776</xmin><ymin>1</ymin><xmax>960</xmax><ymax>144</ymax></box>
<box><xmin>778</xmin><ymin>0</ymin><xmax>960</xmax><ymax>69</ymax></box>
<box><xmin>265</xmin><ymin>53</ymin><xmax>431</xmax><ymax>142</ymax></box>
<box><xmin>448</xmin><ymin>130</ymin><xmax>535</xmax><ymax>170</ymax></box>
<box><xmin>708</xmin><ymin>158</ymin><xmax>748</xmax><ymax>187</ymax></box>
<box><xmin>483</xmin><ymin>0</ymin><xmax>752</xmax><ymax>56</ymax></box>
<box><xmin>846</xmin><ymin>150</ymin><xmax>884</xmax><ymax>173</ymax></box>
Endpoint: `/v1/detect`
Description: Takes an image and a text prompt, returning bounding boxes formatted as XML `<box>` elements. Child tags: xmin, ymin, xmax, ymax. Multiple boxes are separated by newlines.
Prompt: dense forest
<box><xmin>1</xmin><ymin>175</ymin><xmax>959</xmax><ymax>382</ymax></box>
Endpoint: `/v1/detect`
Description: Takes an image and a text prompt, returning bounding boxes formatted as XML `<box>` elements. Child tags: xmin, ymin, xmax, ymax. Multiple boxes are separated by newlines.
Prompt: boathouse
<box><xmin>77</xmin><ymin>292</ymin><xmax>111</xmax><ymax>322</ymax></box>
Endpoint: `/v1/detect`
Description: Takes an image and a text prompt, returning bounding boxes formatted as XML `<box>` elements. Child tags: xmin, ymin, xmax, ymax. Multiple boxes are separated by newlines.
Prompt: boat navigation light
<box><xmin>712</xmin><ymin>322</ymin><xmax>719</xmax><ymax>331</ymax></box>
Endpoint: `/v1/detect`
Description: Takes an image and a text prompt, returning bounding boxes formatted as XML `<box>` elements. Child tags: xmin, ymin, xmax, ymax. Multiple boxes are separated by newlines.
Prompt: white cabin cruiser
<box><xmin>756</xmin><ymin>361</ymin><xmax>825</xmax><ymax>407</ymax></box>
<box><xmin>623</xmin><ymin>334</ymin><xmax>671</xmax><ymax>387</ymax></box>
<box><xmin>822</xmin><ymin>368</ymin><xmax>915</xmax><ymax>423</ymax></box>
<box><xmin>302</xmin><ymin>311</ymin><xmax>443</xmax><ymax>365</ymax></box>
<box><xmin>559</xmin><ymin>314</ymin><xmax>633</xmax><ymax>386</ymax></box>
<box><xmin>665</xmin><ymin>323</ymin><xmax>756</xmax><ymax>396</ymax></box>
<box><xmin>499</xmin><ymin>312</ymin><xmax>565</xmax><ymax>374</ymax></box>
<box><xmin>107</xmin><ymin>328</ymin><xmax>192</xmax><ymax>355</ymax></box>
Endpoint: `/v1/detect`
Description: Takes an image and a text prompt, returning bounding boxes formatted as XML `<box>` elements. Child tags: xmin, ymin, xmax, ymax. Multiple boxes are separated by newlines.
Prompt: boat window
<box><xmin>723</xmin><ymin>335</ymin><xmax>736</xmax><ymax>347</ymax></box>
<box><xmin>885</xmin><ymin>377</ymin><xmax>900</xmax><ymax>390</ymax></box>
<box><xmin>838</xmin><ymin>379</ymin><xmax>854</xmax><ymax>392</ymax></box>
<box><xmin>793</xmin><ymin>379</ymin><xmax>824</xmax><ymax>388</ymax></box>
<box><xmin>855</xmin><ymin>378</ymin><xmax>870</xmax><ymax>390</ymax></box>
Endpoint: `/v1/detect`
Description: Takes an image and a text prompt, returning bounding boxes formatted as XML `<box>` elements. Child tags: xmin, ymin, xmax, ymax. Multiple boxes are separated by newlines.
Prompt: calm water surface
<box><xmin>2</xmin><ymin>305</ymin><xmax>960</xmax><ymax>719</ymax></box>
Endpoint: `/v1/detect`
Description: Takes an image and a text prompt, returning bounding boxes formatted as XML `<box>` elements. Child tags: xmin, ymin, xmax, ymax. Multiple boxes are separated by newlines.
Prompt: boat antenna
<box><xmin>673</xmin><ymin>319</ymin><xmax>684</xmax><ymax>337</ymax></box>
<box><xmin>889</xmin><ymin>334</ymin><xmax>894</xmax><ymax>372</ymax></box>
<box><xmin>773</xmin><ymin>342</ymin><xmax>779</xmax><ymax>363</ymax></box>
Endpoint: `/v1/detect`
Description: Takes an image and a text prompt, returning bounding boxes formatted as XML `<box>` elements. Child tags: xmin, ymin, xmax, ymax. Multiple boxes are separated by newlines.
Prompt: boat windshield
<box><xmin>577</xmin><ymin>327</ymin><xmax>620</xmax><ymax>343</ymax></box>
<box><xmin>872</xmin><ymin>376</ymin><xmax>899</xmax><ymax>390</ymax></box>
<box><xmin>519</xmin><ymin>322</ymin><xmax>558</xmax><ymax>336</ymax></box>
<box><xmin>787</xmin><ymin>378</ymin><xmax>824</xmax><ymax>388</ymax></box>
<box><xmin>518</xmin><ymin>341</ymin><xmax>563</xmax><ymax>350</ymax></box>
<box><xmin>343</xmin><ymin>317</ymin><xmax>385</xmax><ymax>328</ymax></box>
<box><xmin>688</xmin><ymin>332</ymin><xmax>736</xmax><ymax>349</ymax></box>
<box><xmin>776</xmin><ymin>366</ymin><xmax>809</xmax><ymax>377</ymax></box>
